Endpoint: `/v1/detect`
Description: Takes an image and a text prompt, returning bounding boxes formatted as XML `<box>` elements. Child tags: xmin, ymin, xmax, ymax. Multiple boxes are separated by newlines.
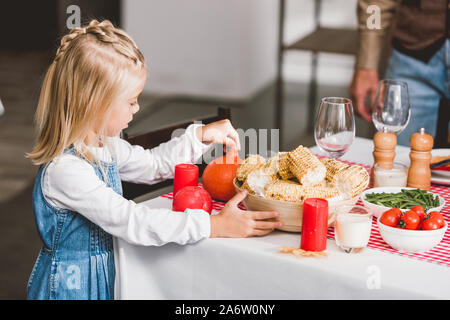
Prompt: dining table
<box><xmin>113</xmin><ymin>137</ymin><xmax>450</xmax><ymax>300</ymax></box>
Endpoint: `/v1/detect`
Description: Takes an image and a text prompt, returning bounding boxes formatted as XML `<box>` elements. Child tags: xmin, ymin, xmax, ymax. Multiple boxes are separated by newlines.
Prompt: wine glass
<box><xmin>372</xmin><ymin>80</ymin><xmax>410</xmax><ymax>134</ymax></box>
<box><xmin>314</xmin><ymin>97</ymin><xmax>355</xmax><ymax>159</ymax></box>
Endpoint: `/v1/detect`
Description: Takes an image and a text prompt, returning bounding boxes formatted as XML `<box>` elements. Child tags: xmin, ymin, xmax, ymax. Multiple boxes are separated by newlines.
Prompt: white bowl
<box><xmin>377</xmin><ymin>217</ymin><xmax>447</xmax><ymax>253</ymax></box>
<box><xmin>360</xmin><ymin>187</ymin><xmax>445</xmax><ymax>218</ymax></box>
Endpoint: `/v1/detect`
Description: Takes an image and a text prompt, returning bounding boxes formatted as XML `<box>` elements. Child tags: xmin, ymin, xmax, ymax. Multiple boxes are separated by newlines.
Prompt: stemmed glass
<box><xmin>372</xmin><ymin>79</ymin><xmax>410</xmax><ymax>134</ymax></box>
<box><xmin>314</xmin><ymin>97</ymin><xmax>355</xmax><ymax>159</ymax></box>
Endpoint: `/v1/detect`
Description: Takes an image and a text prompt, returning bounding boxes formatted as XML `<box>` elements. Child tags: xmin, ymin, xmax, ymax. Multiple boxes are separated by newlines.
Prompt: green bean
<box><xmin>364</xmin><ymin>189</ymin><xmax>440</xmax><ymax>210</ymax></box>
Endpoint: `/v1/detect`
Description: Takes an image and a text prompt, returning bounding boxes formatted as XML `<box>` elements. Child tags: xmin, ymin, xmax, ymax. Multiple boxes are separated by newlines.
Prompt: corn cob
<box><xmin>240</xmin><ymin>179</ymin><xmax>255</xmax><ymax>195</ymax></box>
<box><xmin>264</xmin><ymin>155</ymin><xmax>284</xmax><ymax>180</ymax></box>
<box><xmin>264</xmin><ymin>180</ymin><xmax>340</xmax><ymax>202</ymax></box>
<box><xmin>288</xmin><ymin>146</ymin><xmax>326</xmax><ymax>186</ymax></box>
<box><xmin>245</xmin><ymin>167</ymin><xmax>278</xmax><ymax>197</ymax></box>
<box><xmin>264</xmin><ymin>180</ymin><xmax>304</xmax><ymax>202</ymax></box>
<box><xmin>236</xmin><ymin>154</ymin><xmax>266</xmax><ymax>181</ymax></box>
<box><xmin>332</xmin><ymin>165</ymin><xmax>369</xmax><ymax>198</ymax></box>
<box><xmin>320</xmin><ymin>158</ymin><xmax>349</xmax><ymax>183</ymax></box>
<box><xmin>276</xmin><ymin>152</ymin><xmax>294</xmax><ymax>180</ymax></box>
<box><xmin>263</xmin><ymin>152</ymin><xmax>298</xmax><ymax>182</ymax></box>
<box><xmin>309</xmin><ymin>180</ymin><xmax>327</xmax><ymax>188</ymax></box>
<box><xmin>288</xmin><ymin>176</ymin><xmax>300</xmax><ymax>184</ymax></box>
<box><xmin>299</xmin><ymin>185</ymin><xmax>340</xmax><ymax>200</ymax></box>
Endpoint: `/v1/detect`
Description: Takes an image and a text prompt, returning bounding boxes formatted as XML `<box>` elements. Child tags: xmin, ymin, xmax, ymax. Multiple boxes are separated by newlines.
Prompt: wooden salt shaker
<box><xmin>370</xmin><ymin>128</ymin><xmax>397</xmax><ymax>187</ymax></box>
<box><xmin>407</xmin><ymin>128</ymin><xmax>433</xmax><ymax>190</ymax></box>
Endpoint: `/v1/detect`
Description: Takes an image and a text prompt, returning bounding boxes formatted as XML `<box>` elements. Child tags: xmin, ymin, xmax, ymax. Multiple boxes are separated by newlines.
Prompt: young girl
<box><xmin>26</xmin><ymin>20</ymin><xmax>280</xmax><ymax>300</ymax></box>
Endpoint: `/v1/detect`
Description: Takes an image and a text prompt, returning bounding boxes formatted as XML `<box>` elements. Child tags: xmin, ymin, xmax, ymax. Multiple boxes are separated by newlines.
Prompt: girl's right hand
<box><xmin>209</xmin><ymin>190</ymin><xmax>282</xmax><ymax>238</ymax></box>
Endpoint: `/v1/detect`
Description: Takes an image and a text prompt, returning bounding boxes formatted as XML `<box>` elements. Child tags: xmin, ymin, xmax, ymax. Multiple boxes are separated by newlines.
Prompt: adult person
<box><xmin>350</xmin><ymin>0</ymin><xmax>450</xmax><ymax>146</ymax></box>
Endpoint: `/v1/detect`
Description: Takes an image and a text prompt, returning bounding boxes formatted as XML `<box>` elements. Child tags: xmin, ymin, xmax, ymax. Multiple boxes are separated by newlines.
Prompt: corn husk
<box><xmin>279</xmin><ymin>246</ymin><xmax>328</xmax><ymax>257</ymax></box>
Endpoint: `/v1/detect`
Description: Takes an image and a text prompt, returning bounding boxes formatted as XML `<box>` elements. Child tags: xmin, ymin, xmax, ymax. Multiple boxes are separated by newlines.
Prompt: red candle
<box><xmin>300</xmin><ymin>198</ymin><xmax>329</xmax><ymax>252</ymax></box>
<box><xmin>173</xmin><ymin>164</ymin><xmax>199</xmax><ymax>197</ymax></box>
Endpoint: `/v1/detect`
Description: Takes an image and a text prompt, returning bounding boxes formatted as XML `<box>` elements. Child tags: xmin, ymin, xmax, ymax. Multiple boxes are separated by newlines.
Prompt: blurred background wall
<box><xmin>123</xmin><ymin>0</ymin><xmax>278</xmax><ymax>100</ymax></box>
<box><xmin>121</xmin><ymin>0</ymin><xmax>357</xmax><ymax>98</ymax></box>
<box><xmin>120</xmin><ymin>0</ymin><xmax>366</xmax><ymax>151</ymax></box>
<box><xmin>0</xmin><ymin>0</ymin><xmax>371</xmax><ymax>299</ymax></box>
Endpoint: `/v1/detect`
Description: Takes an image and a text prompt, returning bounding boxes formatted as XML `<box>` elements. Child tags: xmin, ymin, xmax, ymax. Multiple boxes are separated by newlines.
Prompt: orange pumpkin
<box><xmin>201</xmin><ymin>150</ymin><xmax>243</xmax><ymax>201</ymax></box>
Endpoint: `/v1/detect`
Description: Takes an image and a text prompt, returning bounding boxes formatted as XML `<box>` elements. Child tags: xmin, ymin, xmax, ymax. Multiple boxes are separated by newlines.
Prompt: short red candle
<box><xmin>173</xmin><ymin>164</ymin><xmax>199</xmax><ymax>197</ymax></box>
<box><xmin>300</xmin><ymin>198</ymin><xmax>329</xmax><ymax>252</ymax></box>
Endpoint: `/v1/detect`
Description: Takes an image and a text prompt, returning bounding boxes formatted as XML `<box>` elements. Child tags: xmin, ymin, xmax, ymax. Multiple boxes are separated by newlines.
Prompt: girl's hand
<box><xmin>210</xmin><ymin>190</ymin><xmax>282</xmax><ymax>238</ymax></box>
<box><xmin>196</xmin><ymin>119</ymin><xmax>241</xmax><ymax>151</ymax></box>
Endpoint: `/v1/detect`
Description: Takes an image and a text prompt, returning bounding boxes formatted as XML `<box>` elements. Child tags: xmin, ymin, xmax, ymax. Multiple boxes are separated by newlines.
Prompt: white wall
<box><xmin>122</xmin><ymin>0</ymin><xmax>278</xmax><ymax>100</ymax></box>
<box><xmin>122</xmin><ymin>0</ymin><xmax>357</xmax><ymax>99</ymax></box>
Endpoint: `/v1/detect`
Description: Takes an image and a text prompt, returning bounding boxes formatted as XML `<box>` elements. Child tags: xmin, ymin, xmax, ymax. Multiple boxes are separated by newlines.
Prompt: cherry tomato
<box><xmin>380</xmin><ymin>209</ymin><xmax>402</xmax><ymax>227</ymax></box>
<box><xmin>411</xmin><ymin>206</ymin><xmax>426</xmax><ymax>222</ymax></box>
<box><xmin>399</xmin><ymin>210</ymin><xmax>421</xmax><ymax>230</ymax></box>
<box><xmin>428</xmin><ymin>211</ymin><xmax>445</xmax><ymax>228</ymax></box>
<box><xmin>422</xmin><ymin>217</ymin><xmax>442</xmax><ymax>230</ymax></box>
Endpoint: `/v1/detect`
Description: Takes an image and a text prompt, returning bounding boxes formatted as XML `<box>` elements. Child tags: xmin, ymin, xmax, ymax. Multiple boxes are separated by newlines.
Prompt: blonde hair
<box><xmin>27</xmin><ymin>19</ymin><xmax>146</xmax><ymax>165</ymax></box>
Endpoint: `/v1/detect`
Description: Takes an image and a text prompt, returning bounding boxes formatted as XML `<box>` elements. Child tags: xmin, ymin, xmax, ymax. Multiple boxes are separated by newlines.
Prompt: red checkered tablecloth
<box><xmin>162</xmin><ymin>160</ymin><xmax>450</xmax><ymax>267</ymax></box>
<box><xmin>333</xmin><ymin>161</ymin><xmax>450</xmax><ymax>267</ymax></box>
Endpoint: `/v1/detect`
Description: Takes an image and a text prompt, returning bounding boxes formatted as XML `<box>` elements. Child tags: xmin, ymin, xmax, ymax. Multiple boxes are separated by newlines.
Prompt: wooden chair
<box><xmin>434</xmin><ymin>98</ymin><xmax>450</xmax><ymax>149</ymax></box>
<box><xmin>121</xmin><ymin>103</ymin><xmax>231</xmax><ymax>200</ymax></box>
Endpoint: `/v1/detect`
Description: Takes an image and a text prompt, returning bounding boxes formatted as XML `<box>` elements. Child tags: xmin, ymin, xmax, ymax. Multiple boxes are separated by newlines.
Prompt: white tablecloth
<box><xmin>114</xmin><ymin>137</ymin><xmax>450</xmax><ymax>299</ymax></box>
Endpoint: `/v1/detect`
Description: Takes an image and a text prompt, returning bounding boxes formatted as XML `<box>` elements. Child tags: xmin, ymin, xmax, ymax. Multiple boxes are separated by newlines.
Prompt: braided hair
<box><xmin>28</xmin><ymin>19</ymin><xmax>147</xmax><ymax>165</ymax></box>
<box><xmin>54</xmin><ymin>20</ymin><xmax>144</xmax><ymax>67</ymax></box>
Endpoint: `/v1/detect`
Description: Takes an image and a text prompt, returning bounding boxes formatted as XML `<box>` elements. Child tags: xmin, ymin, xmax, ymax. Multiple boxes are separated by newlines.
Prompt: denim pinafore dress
<box><xmin>27</xmin><ymin>148</ymin><xmax>121</xmax><ymax>300</ymax></box>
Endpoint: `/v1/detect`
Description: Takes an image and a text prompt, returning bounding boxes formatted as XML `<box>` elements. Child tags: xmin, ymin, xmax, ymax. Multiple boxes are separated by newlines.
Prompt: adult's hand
<box><xmin>349</xmin><ymin>69</ymin><xmax>379</xmax><ymax>123</ymax></box>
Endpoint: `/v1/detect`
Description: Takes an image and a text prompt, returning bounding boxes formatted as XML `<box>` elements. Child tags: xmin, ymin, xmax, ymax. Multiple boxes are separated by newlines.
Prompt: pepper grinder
<box><xmin>407</xmin><ymin>128</ymin><xmax>433</xmax><ymax>190</ymax></box>
<box><xmin>370</xmin><ymin>128</ymin><xmax>397</xmax><ymax>187</ymax></box>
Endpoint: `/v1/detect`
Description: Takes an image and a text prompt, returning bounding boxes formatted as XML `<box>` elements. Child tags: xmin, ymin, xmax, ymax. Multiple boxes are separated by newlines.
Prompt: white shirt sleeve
<box><xmin>114</xmin><ymin>123</ymin><xmax>213</xmax><ymax>184</ymax></box>
<box><xmin>42</xmin><ymin>154</ymin><xmax>211</xmax><ymax>246</ymax></box>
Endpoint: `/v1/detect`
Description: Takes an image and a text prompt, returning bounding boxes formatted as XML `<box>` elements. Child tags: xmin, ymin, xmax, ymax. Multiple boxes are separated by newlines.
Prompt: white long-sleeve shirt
<box><xmin>42</xmin><ymin>124</ymin><xmax>214</xmax><ymax>246</ymax></box>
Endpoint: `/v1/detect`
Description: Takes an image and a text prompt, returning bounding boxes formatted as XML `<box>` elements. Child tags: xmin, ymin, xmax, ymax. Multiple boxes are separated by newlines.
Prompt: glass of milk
<box><xmin>373</xmin><ymin>162</ymin><xmax>408</xmax><ymax>187</ymax></box>
<box><xmin>334</xmin><ymin>205</ymin><xmax>372</xmax><ymax>253</ymax></box>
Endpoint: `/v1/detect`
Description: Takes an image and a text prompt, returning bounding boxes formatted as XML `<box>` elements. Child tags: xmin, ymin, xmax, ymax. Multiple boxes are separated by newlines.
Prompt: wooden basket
<box><xmin>233</xmin><ymin>178</ymin><xmax>359</xmax><ymax>232</ymax></box>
